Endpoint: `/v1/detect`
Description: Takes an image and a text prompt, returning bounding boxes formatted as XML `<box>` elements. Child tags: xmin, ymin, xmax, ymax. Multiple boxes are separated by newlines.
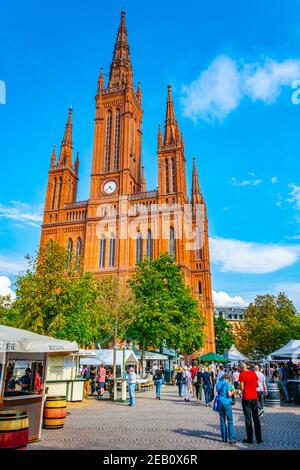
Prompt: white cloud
<box><xmin>0</xmin><ymin>276</ymin><xmax>16</xmax><ymax>299</ymax></box>
<box><xmin>231</xmin><ymin>177</ymin><xmax>263</xmax><ymax>187</ymax></box>
<box><xmin>0</xmin><ymin>255</ymin><xmax>27</xmax><ymax>276</ymax></box>
<box><xmin>210</xmin><ymin>236</ymin><xmax>300</xmax><ymax>274</ymax></box>
<box><xmin>213</xmin><ymin>290</ymin><xmax>248</xmax><ymax>307</ymax></box>
<box><xmin>271</xmin><ymin>176</ymin><xmax>279</xmax><ymax>184</ymax></box>
<box><xmin>288</xmin><ymin>184</ymin><xmax>300</xmax><ymax>210</ymax></box>
<box><xmin>181</xmin><ymin>56</ymin><xmax>300</xmax><ymax>122</ymax></box>
<box><xmin>0</xmin><ymin>201</ymin><xmax>43</xmax><ymax>228</ymax></box>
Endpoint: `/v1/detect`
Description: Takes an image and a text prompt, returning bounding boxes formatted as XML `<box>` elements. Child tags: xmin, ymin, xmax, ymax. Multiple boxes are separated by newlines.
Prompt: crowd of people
<box><xmin>80</xmin><ymin>359</ymin><xmax>299</xmax><ymax>445</ymax></box>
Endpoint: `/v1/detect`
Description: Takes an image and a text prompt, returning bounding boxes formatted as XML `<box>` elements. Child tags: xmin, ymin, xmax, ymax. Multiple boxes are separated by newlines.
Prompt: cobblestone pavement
<box><xmin>30</xmin><ymin>385</ymin><xmax>300</xmax><ymax>450</ymax></box>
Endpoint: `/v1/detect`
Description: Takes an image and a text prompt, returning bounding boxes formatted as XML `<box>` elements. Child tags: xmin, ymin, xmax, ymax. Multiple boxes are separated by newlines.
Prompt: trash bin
<box><xmin>164</xmin><ymin>369</ymin><xmax>172</xmax><ymax>384</ymax></box>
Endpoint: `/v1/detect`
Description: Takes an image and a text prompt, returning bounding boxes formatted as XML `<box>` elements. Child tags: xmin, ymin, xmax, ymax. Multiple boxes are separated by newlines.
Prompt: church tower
<box><xmin>89</xmin><ymin>10</ymin><xmax>143</xmax><ymax>201</ymax></box>
<box><xmin>42</xmin><ymin>107</ymin><xmax>79</xmax><ymax>225</ymax></box>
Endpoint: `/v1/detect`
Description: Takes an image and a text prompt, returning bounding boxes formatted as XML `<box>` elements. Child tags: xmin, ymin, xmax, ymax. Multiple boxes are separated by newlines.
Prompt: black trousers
<box><xmin>242</xmin><ymin>399</ymin><xmax>262</xmax><ymax>442</ymax></box>
<box><xmin>257</xmin><ymin>391</ymin><xmax>264</xmax><ymax>410</ymax></box>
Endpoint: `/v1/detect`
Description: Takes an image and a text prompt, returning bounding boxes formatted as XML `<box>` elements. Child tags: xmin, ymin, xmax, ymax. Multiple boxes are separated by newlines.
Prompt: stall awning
<box><xmin>223</xmin><ymin>345</ymin><xmax>247</xmax><ymax>362</ymax></box>
<box><xmin>270</xmin><ymin>340</ymin><xmax>300</xmax><ymax>359</ymax></box>
<box><xmin>133</xmin><ymin>350</ymin><xmax>169</xmax><ymax>361</ymax></box>
<box><xmin>79</xmin><ymin>349</ymin><xmax>138</xmax><ymax>366</ymax></box>
<box><xmin>0</xmin><ymin>324</ymin><xmax>78</xmax><ymax>354</ymax></box>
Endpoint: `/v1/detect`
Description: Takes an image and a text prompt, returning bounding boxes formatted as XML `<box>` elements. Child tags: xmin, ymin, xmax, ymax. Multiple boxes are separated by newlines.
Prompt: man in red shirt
<box><xmin>239</xmin><ymin>363</ymin><xmax>262</xmax><ymax>444</ymax></box>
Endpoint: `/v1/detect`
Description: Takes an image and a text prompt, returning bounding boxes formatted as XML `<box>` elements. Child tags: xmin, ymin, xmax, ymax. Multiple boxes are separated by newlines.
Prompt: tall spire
<box><xmin>192</xmin><ymin>157</ymin><xmax>203</xmax><ymax>210</ymax></box>
<box><xmin>141</xmin><ymin>165</ymin><xmax>146</xmax><ymax>192</ymax></box>
<box><xmin>50</xmin><ymin>144</ymin><xmax>56</xmax><ymax>169</ymax></box>
<box><xmin>59</xmin><ymin>107</ymin><xmax>73</xmax><ymax>166</ymax></box>
<box><xmin>164</xmin><ymin>85</ymin><xmax>179</xmax><ymax>145</ymax></box>
<box><xmin>108</xmin><ymin>10</ymin><xmax>133</xmax><ymax>88</ymax></box>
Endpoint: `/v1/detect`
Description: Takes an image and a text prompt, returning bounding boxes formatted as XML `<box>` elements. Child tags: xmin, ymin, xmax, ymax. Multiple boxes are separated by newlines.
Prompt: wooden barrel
<box><xmin>43</xmin><ymin>396</ymin><xmax>67</xmax><ymax>429</ymax></box>
<box><xmin>265</xmin><ymin>382</ymin><xmax>281</xmax><ymax>407</ymax></box>
<box><xmin>0</xmin><ymin>410</ymin><xmax>29</xmax><ymax>449</ymax></box>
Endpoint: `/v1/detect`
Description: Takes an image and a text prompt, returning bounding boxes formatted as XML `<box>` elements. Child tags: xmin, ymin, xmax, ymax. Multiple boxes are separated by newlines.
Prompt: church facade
<box><xmin>40</xmin><ymin>11</ymin><xmax>215</xmax><ymax>353</ymax></box>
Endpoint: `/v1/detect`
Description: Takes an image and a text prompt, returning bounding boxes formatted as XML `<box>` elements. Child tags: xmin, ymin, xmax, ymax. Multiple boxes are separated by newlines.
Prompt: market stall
<box><xmin>270</xmin><ymin>340</ymin><xmax>300</xmax><ymax>360</ymax></box>
<box><xmin>223</xmin><ymin>345</ymin><xmax>247</xmax><ymax>363</ymax></box>
<box><xmin>0</xmin><ymin>325</ymin><xmax>78</xmax><ymax>442</ymax></box>
<box><xmin>46</xmin><ymin>349</ymin><xmax>95</xmax><ymax>401</ymax></box>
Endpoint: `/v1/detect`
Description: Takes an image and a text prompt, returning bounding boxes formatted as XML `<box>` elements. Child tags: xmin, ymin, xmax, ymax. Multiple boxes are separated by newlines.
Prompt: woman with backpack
<box><xmin>215</xmin><ymin>373</ymin><xmax>236</xmax><ymax>444</ymax></box>
<box><xmin>202</xmin><ymin>366</ymin><xmax>213</xmax><ymax>406</ymax></box>
<box><xmin>176</xmin><ymin>367</ymin><xmax>184</xmax><ymax>398</ymax></box>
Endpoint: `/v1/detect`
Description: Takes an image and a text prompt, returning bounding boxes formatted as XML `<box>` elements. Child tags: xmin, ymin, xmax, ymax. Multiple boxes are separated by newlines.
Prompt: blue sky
<box><xmin>1</xmin><ymin>0</ymin><xmax>300</xmax><ymax>308</ymax></box>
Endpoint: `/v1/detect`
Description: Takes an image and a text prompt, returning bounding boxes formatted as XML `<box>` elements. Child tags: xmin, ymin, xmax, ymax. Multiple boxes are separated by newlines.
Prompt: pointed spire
<box><xmin>59</xmin><ymin>107</ymin><xmax>73</xmax><ymax>166</ymax></box>
<box><xmin>50</xmin><ymin>144</ymin><xmax>56</xmax><ymax>169</ymax></box>
<box><xmin>164</xmin><ymin>84</ymin><xmax>179</xmax><ymax>145</ymax></box>
<box><xmin>137</xmin><ymin>81</ymin><xmax>142</xmax><ymax>102</ymax></box>
<box><xmin>98</xmin><ymin>67</ymin><xmax>104</xmax><ymax>92</ymax></box>
<box><xmin>157</xmin><ymin>123</ymin><xmax>162</xmax><ymax>148</ymax></box>
<box><xmin>75</xmin><ymin>151</ymin><xmax>79</xmax><ymax>173</ymax></box>
<box><xmin>192</xmin><ymin>157</ymin><xmax>203</xmax><ymax>210</ymax></box>
<box><xmin>141</xmin><ymin>165</ymin><xmax>146</xmax><ymax>192</ymax></box>
<box><xmin>108</xmin><ymin>10</ymin><xmax>133</xmax><ymax>88</ymax></box>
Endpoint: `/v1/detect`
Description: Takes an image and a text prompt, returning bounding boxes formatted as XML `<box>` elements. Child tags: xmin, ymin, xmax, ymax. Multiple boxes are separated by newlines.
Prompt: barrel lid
<box><xmin>46</xmin><ymin>396</ymin><xmax>66</xmax><ymax>400</ymax></box>
<box><xmin>0</xmin><ymin>410</ymin><xmax>28</xmax><ymax>418</ymax></box>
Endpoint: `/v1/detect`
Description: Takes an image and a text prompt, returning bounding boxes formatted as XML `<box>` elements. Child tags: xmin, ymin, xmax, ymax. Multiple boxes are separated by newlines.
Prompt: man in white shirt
<box><xmin>128</xmin><ymin>367</ymin><xmax>137</xmax><ymax>407</ymax></box>
<box><xmin>255</xmin><ymin>365</ymin><xmax>267</xmax><ymax>416</ymax></box>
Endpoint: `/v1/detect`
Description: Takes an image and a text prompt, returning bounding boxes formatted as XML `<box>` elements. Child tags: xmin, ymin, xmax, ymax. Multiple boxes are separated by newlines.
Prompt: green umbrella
<box><xmin>199</xmin><ymin>352</ymin><xmax>227</xmax><ymax>362</ymax></box>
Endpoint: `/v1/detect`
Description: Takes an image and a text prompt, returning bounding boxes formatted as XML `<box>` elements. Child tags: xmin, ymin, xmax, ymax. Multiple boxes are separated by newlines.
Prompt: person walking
<box><xmin>190</xmin><ymin>363</ymin><xmax>198</xmax><ymax>397</ymax></box>
<box><xmin>176</xmin><ymin>367</ymin><xmax>184</xmax><ymax>398</ymax></box>
<box><xmin>216</xmin><ymin>365</ymin><xmax>225</xmax><ymax>384</ymax></box>
<box><xmin>255</xmin><ymin>365</ymin><xmax>267</xmax><ymax>416</ymax></box>
<box><xmin>232</xmin><ymin>367</ymin><xmax>240</xmax><ymax>397</ymax></box>
<box><xmin>97</xmin><ymin>364</ymin><xmax>107</xmax><ymax>400</ymax></box>
<box><xmin>128</xmin><ymin>367</ymin><xmax>137</xmax><ymax>406</ymax></box>
<box><xmin>239</xmin><ymin>363</ymin><xmax>263</xmax><ymax>444</ymax></box>
<box><xmin>216</xmin><ymin>373</ymin><xmax>236</xmax><ymax>444</ymax></box>
<box><xmin>202</xmin><ymin>366</ymin><xmax>213</xmax><ymax>406</ymax></box>
<box><xmin>278</xmin><ymin>363</ymin><xmax>292</xmax><ymax>403</ymax></box>
<box><xmin>154</xmin><ymin>365</ymin><xmax>164</xmax><ymax>400</ymax></box>
<box><xmin>182</xmin><ymin>366</ymin><xmax>191</xmax><ymax>402</ymax></box>
<box><xmin>194</xmin><ymin>366</ymin><xmax>203</xmax><ymax>402</ymax></box>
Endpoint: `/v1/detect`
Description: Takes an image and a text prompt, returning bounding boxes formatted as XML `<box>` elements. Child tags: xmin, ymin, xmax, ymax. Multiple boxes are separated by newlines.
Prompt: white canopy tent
<box><xmin>0</xmin><ymin>324</ymin><xmax>78</xmax><ymax>354</ymax></box>
<box><xmin>79</xmin><ymin>349</ymin><xmax>138</xmax><ymax>367</ymax></box>
<box><xmin>224</xmin><ymin>345</ymin><xmax>247</xmax><ymax>362</ymax></box>
<box><xmin>270</xmin><ymin>340</ymin><xmax>300</xmax><ymax>360</ymax></box>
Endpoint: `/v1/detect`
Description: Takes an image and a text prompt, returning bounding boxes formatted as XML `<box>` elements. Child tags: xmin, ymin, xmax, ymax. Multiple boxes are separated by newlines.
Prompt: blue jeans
<box><xmin>203</xmin><ymin>384</ymin><xmax>212</xmax><ymax>404</ymax></box>
<box><xmin>177</xmin><ymin>382</ymin><xmax>183</xmax><ymax>397</ymax></box>
<box><xmin>281</xmin><ymin>380</ymin><xmax>290</xmax><ymax>402</ymax></box>
<box><xmin>129</xmin><ymin>383</ymin><xmax>136</xmax><ymax>405</ymax></box>
<box><xmin>218</xmin><ymin>402</ymin><xmax>235</xmax><ymax>442</ymax></box>
<box><xmin>155</xmin><ymin>379</ymin><xmax>163</xmax><ymax>397</ymax></box>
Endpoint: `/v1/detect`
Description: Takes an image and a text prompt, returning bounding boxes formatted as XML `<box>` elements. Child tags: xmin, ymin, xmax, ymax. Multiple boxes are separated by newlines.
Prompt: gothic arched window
<box><xmin>146</xmin><ymin>229</ymin><xmax>153</xmax><ymax>260</ymax></box>
<box><xmin>75</xmin><ymin>238</ymin><xmax>82</xmax><ymax>270</ymax></box>
<box><xmin>114</xmin><ymin>109</ymin><xmax>121</xmax><ymax>170</ymax></box>
<box><xmin>57</xmin><ymin>176</ymin><xmax>62</xmax><ymax>209</ymax></box>
<box><xmin>52</xmin><ymin>177</ymin><xmax>57</xmax><ymax>209</ymax></box>
<box><xmin>104</xmin><ymin>110</ymin><xmax>112</xmax><ymax>172</ymax></box>
<box><xmin>195</xmin><ymin>226</ymin><xmax>203</xmax><ymax>260</ymax></box>
<box><xmin>99</xmin><ymin>234</ymin><xmax>106</xmax><ymax>268</ymax></box>
<box><xmin>198</xmin><ymin>281</ymin><xmax>202</xmax><ymax>295</ymax></box>
<box><xmin>109</xmin><ymin>233</ymin><xmax>116</xmax><ymax>267</ymax></box>
<box><xmin>136</xmin><ymin>232</ymin><xmax>143</xmax><ymax>263</ymax></box>
<box><xmin>67</xmin><ymin>238</ymin><xmax>73</xmax><ymax>269</ymax></box>
<box><xmin>171</xmin><ymin>157</ymin><xmax>176</xmax><ymax>192</ymax></box>
<box><xmin>165</xmin><ymin>159</ymin><xmax>169</xmax><ymax>194</ymax></box>
<box><xmin>169</xmin><ymin>226</ymin><xmax>176</xmax><ymax>259</ymax></box>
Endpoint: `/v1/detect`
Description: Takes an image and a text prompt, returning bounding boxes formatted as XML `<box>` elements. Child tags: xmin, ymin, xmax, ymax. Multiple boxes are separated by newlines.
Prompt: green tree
<box><xmin>0</xmin><ymin>295</ymin><xmax>13</xmax><ymax>325</ymax></box>
<box><xmin>214</xmin><ymin>314</ymin><xmax>235</xmax><ymax>355</ymax></box>
<box><xmin>127</xmin><ymin>253</ymin><xmax>205</xmax><ymax>374</ymax></box>
<box><xmin>237</xmin><ymin>293</ymin><xmax>300</xmax><ymax>357</ymax></box>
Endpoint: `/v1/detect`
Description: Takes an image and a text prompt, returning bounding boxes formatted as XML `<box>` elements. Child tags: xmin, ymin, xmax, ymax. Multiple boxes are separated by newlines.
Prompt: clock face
<box><xmin>103</xmin><ymin>180</ymin><xmax>117</xmax><ymax>195</ymax></box>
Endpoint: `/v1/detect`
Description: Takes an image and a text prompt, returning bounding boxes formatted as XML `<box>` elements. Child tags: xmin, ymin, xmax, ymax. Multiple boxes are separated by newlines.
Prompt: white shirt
<box><xmin>233</xmin><ymin>371</ymin><xmax>240</xmax><ymax>382</ymax></box>
<box><xmin>256</xmin><ymin>371</ymin><xmax>266</xmax><ymax>392</ymax></box>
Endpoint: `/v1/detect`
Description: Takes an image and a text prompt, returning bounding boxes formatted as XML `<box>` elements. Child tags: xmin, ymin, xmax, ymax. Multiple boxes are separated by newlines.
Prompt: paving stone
<box><xmin>30</xmin><ymin>385</ymin><xmax>300</xmax><ymax>450</ymax></box>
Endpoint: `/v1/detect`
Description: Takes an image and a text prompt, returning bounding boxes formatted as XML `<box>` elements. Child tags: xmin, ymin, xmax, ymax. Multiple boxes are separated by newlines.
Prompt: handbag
<box><xmin>213</xmin><ymin>382</ymin><xmax>226</xmax><ymax>412</ymax></box>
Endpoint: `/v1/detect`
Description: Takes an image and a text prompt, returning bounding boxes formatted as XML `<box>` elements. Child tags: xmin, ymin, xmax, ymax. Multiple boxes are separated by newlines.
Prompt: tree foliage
<box><xmin>236</xmin><ymin>293</ymin><xmax>300</xmax><ymax>357</ymax></box>
<box><xmin>214</xmin><ymin>315</ymin><xmax>235</xmax><ymax>355</ymax></box>
<box><xmin>127</xmin><ymin>253</ymin><xmax>205</xmax><ymax>355</ymax></box>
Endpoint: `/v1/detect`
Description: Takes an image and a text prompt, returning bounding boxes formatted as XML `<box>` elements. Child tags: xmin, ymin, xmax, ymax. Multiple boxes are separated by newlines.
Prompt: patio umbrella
<box><xmin>199</xmin><ymin>352</ymin><xmax>227</xmax><ymax>362</ymax></box>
